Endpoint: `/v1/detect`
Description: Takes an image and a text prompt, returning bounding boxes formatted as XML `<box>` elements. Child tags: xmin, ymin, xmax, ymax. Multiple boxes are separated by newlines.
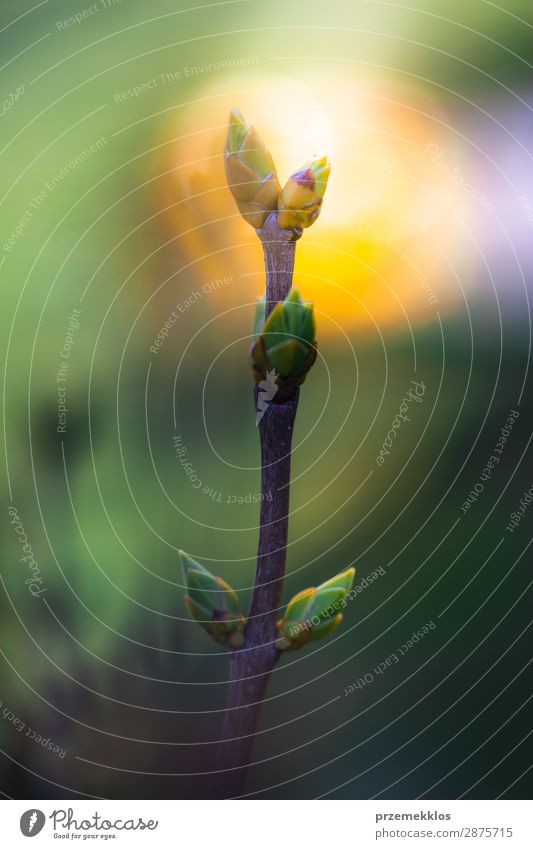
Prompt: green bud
<box><xmin>277</xmin><ymin>155</ymin><xmax>331</xmax><ymax>229</ymax></box>
<box><xmin>284</xmin><ymin>586</ymin><xmax>316</xmax><ymax>622</ymax></box>
<box><xmin>180</xmin><ymin>550</ymin><xmax>246</xmax><ymax>647</ymax></box>
<box><xmin>183</xmin><ymin>594</ymin><xmax>211</xmax><ymax>626</ymax></box>
<box><xmin>225</xmin><ymin>108</ymin><xmax>281</xmax><ymax>229</ymax></box>
<box><xmin>276</xmin><ymin>567</ymin><xmax>355</xmax><ymax>650</ymax></box>
<box><xmin>187</xmin><ymin>569</ymin><xmax>240</xmax><ymax>615</ymax></box>
<box><xmin>307</xmin><ymin>586</ymin><xmax>347</xmax><ymax>622</ymax></box>
<box><xmin>250</xmin><ymin>288</ymin><xmax>317</xmax><ymax>400</ymax></box>
<box><xmin>308</xmin><ymin>614</ymin><xmax>344</xmax><ymax>642</ymax></box>
<box><xmin>316</xmin><ymin>567</ymin><xmax>355</xmax><ymax>596</ymax></box>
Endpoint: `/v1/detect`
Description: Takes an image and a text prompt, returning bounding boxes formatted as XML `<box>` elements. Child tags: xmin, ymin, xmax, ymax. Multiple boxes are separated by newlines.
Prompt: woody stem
<box><xmin>210</xmin><ymin>215</ymin><xmax>302</xmax><ymax>798</ymax></box>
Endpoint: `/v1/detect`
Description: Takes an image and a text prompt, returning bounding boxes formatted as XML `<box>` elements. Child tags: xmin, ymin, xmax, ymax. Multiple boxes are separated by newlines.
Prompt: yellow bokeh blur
<box><xmin>155</xmin><ymin>69</ymin><xmax>468</xmax><ymax>332</ymax></box>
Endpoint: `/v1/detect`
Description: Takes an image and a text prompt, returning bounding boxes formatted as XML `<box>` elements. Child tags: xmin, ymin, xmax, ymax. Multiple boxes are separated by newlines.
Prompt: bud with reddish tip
<box><xmin>180</xmin><ymin>551</ymin><xmax>246</xmax><ymax>648</ymax></box>
<box><xmin>224</xmin><ymin>108</ymin><xmax>281</xmax><ymax>229</ymax></box>
<box><xmin>277</xmin><ymin>155</ymin><xmax>331</xmax><ymax>230</ymax></box>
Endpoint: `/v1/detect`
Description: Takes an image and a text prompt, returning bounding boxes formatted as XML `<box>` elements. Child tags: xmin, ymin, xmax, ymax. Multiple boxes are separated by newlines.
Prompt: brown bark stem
<box><xmin>210</xmin><ymin>215</ymin><xmax>302</xmax><ymax>798</ymax></box>
<box><xmin>258</xmin><ymin>213</ymin><xmax>302</xmax><ymax>318</ymax></box>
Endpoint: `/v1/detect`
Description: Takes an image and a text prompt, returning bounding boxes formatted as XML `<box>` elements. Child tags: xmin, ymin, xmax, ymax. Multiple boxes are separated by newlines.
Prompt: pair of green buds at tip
<box><xmin>225</xmin><ymin>108</ymin><xmax>331</xmax><ymax>230</ymax></box>
<box><xmin>250</xmin><ymin>287</ymin><xmax>318</xmax><ymax>399</ymax></box>
<box><xmin>181</xmin><ymin>550</ymin><xmax>355</xmax><ymax>652</ymax></box>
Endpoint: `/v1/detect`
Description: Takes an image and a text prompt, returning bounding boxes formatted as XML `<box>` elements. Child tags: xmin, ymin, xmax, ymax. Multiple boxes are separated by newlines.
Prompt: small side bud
<box><xmin>277</xmin><ymin>155</ymin><xmax>331</xmax><ymax>230</ymax></box>
<box><xmin>276</xmin><ymin>567</ymin><xmax>355</xmax><ymax>650</ymax></box>
<box><xmin>180</xmin><ymin>550</ymin><xmax>246</xmax><ymax>647</ymax></box>
<box><xmin>250</xmin><ymin>288</ymin><xmax>317</xmax><ymax>400</ymax></box>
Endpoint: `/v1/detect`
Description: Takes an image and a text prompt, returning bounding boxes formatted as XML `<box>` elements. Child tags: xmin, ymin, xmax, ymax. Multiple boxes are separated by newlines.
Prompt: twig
<box><xmin>211</xmin><ymin>214</ymin><xmax>302</xmax><ymax>798</ymax></box>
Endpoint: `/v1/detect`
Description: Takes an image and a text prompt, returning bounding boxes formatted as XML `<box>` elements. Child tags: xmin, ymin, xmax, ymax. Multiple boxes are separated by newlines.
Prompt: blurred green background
<box><xmin>1</xmin><ymin>0</ymin><xmax>532</xmax><ymax>799</ymax></box>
